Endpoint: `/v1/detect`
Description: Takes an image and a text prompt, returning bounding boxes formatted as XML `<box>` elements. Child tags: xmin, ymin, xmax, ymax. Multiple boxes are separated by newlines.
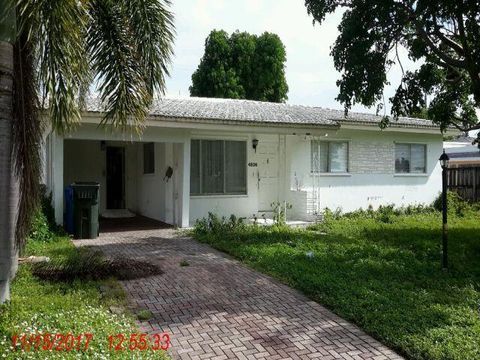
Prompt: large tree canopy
<box><xmin>305</xmin><ymin>0</ymin><xmax>480</xmax><ymax>132</ymax></box>
<box><xmin>190</xmin><ymin>30</ymin><xmax>288</xmax><ymax>102</ymax></box>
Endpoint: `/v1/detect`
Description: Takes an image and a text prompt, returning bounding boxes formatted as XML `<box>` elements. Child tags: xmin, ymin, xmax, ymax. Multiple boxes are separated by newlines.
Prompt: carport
<box><xmin>44</xmin><ymin>122</ymin><xmax>191</xmax><ymax>230</ymax></box>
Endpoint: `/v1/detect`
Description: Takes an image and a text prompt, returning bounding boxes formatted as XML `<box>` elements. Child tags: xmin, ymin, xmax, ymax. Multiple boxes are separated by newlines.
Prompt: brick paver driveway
<box><xmin>76</xmin><ymin>229</ymin><xmax>403</xmax><ymax>360</ymax></box>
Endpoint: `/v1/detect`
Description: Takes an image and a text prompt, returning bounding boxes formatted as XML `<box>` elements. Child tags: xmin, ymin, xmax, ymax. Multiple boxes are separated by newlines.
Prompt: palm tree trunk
<box><xmin>0</xmin><ymin>34</ymin><xmax>18</xmax><ymax>302</ymax></box>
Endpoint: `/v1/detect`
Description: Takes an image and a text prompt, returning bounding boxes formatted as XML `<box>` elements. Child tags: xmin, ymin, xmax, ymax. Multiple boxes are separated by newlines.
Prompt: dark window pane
<box><xmin>395</xmin><ymin>144</ymin><xmax>410</xmax><ymax>173</ymax></box>
<box><xmin>329</xmin><ymin>142</ymin><xmax>348</xmax><ymax>172</ymax></box>
<box><xmin>312</xmin><ymin>141</ymin><xmax>347</xmax><ymax>173</ymax></box>
<box><xmin>143</xmin><ymin>143</ymin><xmax>155</xmax><ymax>174</ymax></box>
<box><xmin>411</xmin><ymin>144</ymin><xmax>426</xmax><ymax>173</ymax></box>
<box><xmin>201</xmin><ymin>140</ymin><xmax>224</xmax><ymax>194</ymax></box>
<box><xmin>191</xmin><ymin>139</ymin><xmax>247</xmax><ymax>195</ymax></box>
<box><xmin>311</xmin><ymin>141</ymin><xmax>328</xmax><ymax>173</ymax></box>
<box><xmin>225</xmin><ymin>141</ymin><xmax>247</xmax><ymax>194</ymax></box>
<box><xmin>190</xmin><ymin>140</ymin><xmax>200</xmax><ymax>194</ymax></box>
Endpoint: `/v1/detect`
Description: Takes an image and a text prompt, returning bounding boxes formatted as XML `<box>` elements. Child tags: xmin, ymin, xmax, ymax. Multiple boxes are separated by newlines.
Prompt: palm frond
<box><xmin>88</xmin><ymin>0</ymin><xmax>174</xmax><ymax>131</ymax></box>
<box><xmin>17</xmin><ymin>0</ymin><xmax>90</xmax><ymax>133</ymax></box>
<box><xmin>12</xmin><ymin>0</ymin><xmax>90</xmax><ymax>248</ymax></box>
<box><xmin>12</xmin><ymin>32</ymin><xmax>43</xmax><ymax>251</ymax></box>
<box><xmin>88</xmin><ymin>0</ymin><xmax>148</xmax><ymax>131</ymax></box>
<box><xmin>124</xmin><ymin>0</ymin><xmax>175</xmax><ymax>96</ymax></box>
<box><xmin>0</xmin><ymin>0</ymin><xmax>16</xmax><ymax>42</ymax></box>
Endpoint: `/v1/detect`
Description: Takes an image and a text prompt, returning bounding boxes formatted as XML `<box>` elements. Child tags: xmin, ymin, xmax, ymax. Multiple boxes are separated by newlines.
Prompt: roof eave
<box><xmin>337</xmin><ymin>120</ymin><xmax>442</xmax><ymax>134</ymax></box>
<box><xmin>148</xmin><ymin>113</ymin><xmax>339</xmax><ymax>129</ymax></box>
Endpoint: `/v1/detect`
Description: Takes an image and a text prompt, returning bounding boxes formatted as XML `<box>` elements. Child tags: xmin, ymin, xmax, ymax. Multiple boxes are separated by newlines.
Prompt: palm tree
<box><xmin>0</xmin><ymin>0</ymin><xmax>174</xmax><ymax>302</ymax></box>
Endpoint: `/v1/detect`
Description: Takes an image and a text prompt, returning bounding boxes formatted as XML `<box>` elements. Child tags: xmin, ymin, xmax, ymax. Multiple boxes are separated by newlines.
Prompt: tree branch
<box><xmin>432</xmin><ymin>25</ymin><xmax>464</xmax><ymax>56</ymax></box>
<box><xmin>449</xmin><ymin>121</ymin><xmax>480</xmax><ymax>132</ymax></box>
<box><xmin>456</xmin><ymin>11</ymin><xmax>469</xmax><ymax>53</ymax></box>
<box><xmin>415</xmin><ymin>23</ymin><xmax>467</xmax><ymax>68</ymax></box>
<box><xmin>431</xmin><ymin>14</ymin><xmax>464</xmax><ymax>56</ymax></box>
<box><xmin>396</xmin><ymin>2</ymin><xmax>467</xmax><ymax>69</ymax></box>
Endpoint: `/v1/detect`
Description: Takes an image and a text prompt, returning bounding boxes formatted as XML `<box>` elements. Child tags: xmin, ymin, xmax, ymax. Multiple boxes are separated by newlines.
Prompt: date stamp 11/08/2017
<box><xmin>11</xmin><ymin>332</ymin><xmax>171</xmax><ymax>352</ymax></box>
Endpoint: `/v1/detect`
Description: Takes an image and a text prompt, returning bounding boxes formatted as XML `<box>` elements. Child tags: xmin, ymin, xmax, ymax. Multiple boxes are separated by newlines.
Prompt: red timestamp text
<box><xmin>11</xmin><ymin>333</ymin><xmax>93</xmax><ymax>352</ymax></box>
<box><xmin>11</xmin><ymin>332</ymin><xmax>171</xmax><ymax>352</ymax></box>
<box><xmin>108</xmin><ymin>333</ymin><xmax>171</xmax><ymax>351</ymax></box>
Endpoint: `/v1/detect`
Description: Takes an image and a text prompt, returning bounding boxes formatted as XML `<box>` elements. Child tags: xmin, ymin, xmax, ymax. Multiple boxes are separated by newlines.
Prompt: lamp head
<box><xmin>439</xmin><ymin>150</ymin><xmax>450</xmax><ymax>169</ymax></box>
<box><xmin>252</xmin><ymin>139</ymin><xmax>259</xmax><ymax>152</ymax></box>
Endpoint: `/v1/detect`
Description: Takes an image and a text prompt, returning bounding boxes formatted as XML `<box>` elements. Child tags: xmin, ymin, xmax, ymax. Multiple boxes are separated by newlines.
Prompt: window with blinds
<box><xmin>190</xmin><ymin>139</ymin><xmax>247</xmax><ymax>195</ymax></box>
<box><xmin>311</xmin><ymin>141</ymin><xmax>349</xmax><ymax>173</ymax></box>
<box><xmin>395</xmin><ymin>143</ymin><xmax>426</xmax><ymax>173</ymax></box>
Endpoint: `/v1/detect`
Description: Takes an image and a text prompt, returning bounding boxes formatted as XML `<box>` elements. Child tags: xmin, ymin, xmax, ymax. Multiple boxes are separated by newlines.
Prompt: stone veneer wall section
<box><xmin>349</xmin><ymin>140</ymin><xmax>394</xmax><ymax>174</ymax></box>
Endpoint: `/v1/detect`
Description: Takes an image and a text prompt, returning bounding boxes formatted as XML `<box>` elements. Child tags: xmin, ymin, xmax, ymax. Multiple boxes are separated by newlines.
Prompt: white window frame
<box><xmin>394</xmin><ymin>142</ymin><xmax>427</xmax><ymax>174</ymax></box>
<box><xmin>190</xmin><ymin>139</ymin><xmax>248</xmax><ymax>196</ymax></box>
<box><xmin>311</xmin><ymin>140</ymin><xmax>350</xmax><ymax>174</ymax></box>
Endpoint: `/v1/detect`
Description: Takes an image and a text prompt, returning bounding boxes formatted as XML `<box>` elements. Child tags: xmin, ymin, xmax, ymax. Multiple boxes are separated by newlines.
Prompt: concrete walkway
<box><xmin>76</xmin><ymin>229</ymin><xmax>403</xmax><ymax>360</ymax></box>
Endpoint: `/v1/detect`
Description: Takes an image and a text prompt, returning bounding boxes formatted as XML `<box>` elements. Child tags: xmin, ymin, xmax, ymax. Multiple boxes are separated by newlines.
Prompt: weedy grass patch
<box><xmin>193</xmin><ymin>207</ymin><xmax>480</xmax><ymax>360</ymax></box>
<box><xmin>0</xmin><ymin>211</ymin><xmax>169</xmax><ymax>359</ymax></box>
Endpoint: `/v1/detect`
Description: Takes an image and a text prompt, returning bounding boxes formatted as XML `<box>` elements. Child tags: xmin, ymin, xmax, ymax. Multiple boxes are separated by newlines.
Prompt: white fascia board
<box><xmin>339</xmin><ymin>123</ymin><xmax>443</xmax><ymax>135</ymax></box>
<box><xmin>80</xmin><ymin>112</ymin><xmax>444</xmax><ymax>136</ymax></box>
<box><xmin>80</xmin><ymin>112</ymin><xmax>339</xmax><ymax>135</ymax></box>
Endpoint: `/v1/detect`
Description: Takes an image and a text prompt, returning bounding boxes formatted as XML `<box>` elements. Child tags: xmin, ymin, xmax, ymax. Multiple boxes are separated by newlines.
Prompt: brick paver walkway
<box><xmin>76</xmin><ymin>229</ymin><xmax>403</xmax><ymax>360</ymax></box>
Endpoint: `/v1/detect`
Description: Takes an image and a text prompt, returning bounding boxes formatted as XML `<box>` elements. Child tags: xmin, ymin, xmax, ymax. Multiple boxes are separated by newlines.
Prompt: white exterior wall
<box><xmin>136</xmin><ymin>142</ymin><xmax>167</xmax><ymax>221</ymax></box>
<box><xmin>134</xmin><ymin>140</ymin><xmax>190</xmax><ymax>227</ymax></box>
<box><xmin>48</xmin><ymin>116</ymin><xmax>444</xmax><ymax>227</ymax></box>
<box><xmin>287</xmin><ymin>128</ymin><xmax>444</xmax><ymax>215</ymax></box>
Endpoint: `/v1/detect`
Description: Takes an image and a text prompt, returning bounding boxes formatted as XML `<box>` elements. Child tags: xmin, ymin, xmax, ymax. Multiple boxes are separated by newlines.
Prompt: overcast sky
<box><xmin>164</xmin><ymin>0</ymin><xmax>419</xmax><ymax>115</ymax></box>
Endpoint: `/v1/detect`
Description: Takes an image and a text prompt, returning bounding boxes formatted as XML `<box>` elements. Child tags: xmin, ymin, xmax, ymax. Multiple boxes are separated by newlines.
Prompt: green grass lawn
<box><xmin>0</xmin><ymin>236</ymin><xmax>169</xmax><ymax>359</ymax></box>
<box><xmin>193</xmin><ymin>211</ymin><xmax>480</xmax><ymax>360</ymax></box>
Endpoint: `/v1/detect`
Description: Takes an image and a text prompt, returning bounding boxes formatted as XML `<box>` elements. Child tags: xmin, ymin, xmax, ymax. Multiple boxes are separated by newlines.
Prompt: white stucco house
<box><xmin>43</xmin><ymin>97</ymin><xmax>445</xmax><ymax>228</ymax></box>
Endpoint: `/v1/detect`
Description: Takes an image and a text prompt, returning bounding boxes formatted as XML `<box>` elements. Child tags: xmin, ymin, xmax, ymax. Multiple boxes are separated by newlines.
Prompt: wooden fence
<box><xmin>447</xmin><ymin>166</ymin><xmax>480</xmax><ymax>202</ymax></box>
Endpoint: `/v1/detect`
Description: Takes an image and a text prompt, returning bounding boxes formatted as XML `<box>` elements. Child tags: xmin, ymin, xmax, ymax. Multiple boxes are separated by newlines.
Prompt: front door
<box><xmin>257</xmin><ymin>142</ymin><xmax>279</xmax><ymax>212</ymax></box>
<box><xmin>106</xmin><ymin>147</ymin><xmax>125</xmax><ymax>209</ymax></box>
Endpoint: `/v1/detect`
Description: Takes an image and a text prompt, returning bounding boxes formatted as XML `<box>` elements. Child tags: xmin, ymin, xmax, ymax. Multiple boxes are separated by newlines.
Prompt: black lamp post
<box><xmin>439</xmin><ymin>150</ymin><xmax>450</xmax><ymax>269</ymax></box>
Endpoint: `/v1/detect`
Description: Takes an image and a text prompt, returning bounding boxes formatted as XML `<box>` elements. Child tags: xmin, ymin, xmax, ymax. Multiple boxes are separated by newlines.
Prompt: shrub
<box><xmin>194</xmin><ymin>212</ymin><xmax>246</xmax><ymax>235</ymax></box>
<box><xmin>39</xmin><ymin>184</ymin><xmax>57</xmax><ymax>231</ymax></box>
<box><xmin>271</xmin><ymin>201</ymin><xmax>293</xmax><ymax>225</ymax></box>
<box><xmin>432</xmin><ymin>191</ymin><xmax>478</xmax><ymax>217</ymax></box>
<box><xmin>27</xmin><ymin>185</ymin><xmax>60</xmax><ymax>243</ymax></box>
<box><xmin>317</xmin><ymin>202</ymin><xmax>438</xmax><ymax>229</ymax></box>
<box><xmin>28</xmin><ymin>209</ymin><xmax>54</xmax><ymax>243</ymax></box>
<box><xmin>322</xmin><ymin>207</ymin><xmax>343</xmax><ymax>222</ymax></box>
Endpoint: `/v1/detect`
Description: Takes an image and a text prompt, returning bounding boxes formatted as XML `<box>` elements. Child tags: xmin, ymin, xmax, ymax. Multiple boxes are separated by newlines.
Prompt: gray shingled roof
<box><xmin>85</xmin><ymin>96</ymin><xmax>439</xmax><ymax>130</ymax></box>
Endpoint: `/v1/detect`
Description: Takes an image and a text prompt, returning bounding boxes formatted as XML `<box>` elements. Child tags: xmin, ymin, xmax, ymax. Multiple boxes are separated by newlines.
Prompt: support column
<box><xmin>164</xmin><ymin>143</ymin><xmax>174</xmax><ymax>225</ymax></box>
<box><xmin>177</xmin><ymin>138</ymin><xmax>190</xmax><ymax>228</ymax></box>
<box><xmin>51</xmin><ymin>133</ymin><xmax>64</xmax><ymax>225</ymax></box>
<box><xmin>278</xmin><ymin>134</ymin><xmax>288</xmax><ymax>201</ymax></box>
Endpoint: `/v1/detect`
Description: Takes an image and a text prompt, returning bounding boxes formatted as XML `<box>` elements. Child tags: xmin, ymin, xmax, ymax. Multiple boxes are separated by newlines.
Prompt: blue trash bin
<box><xmin>64</xmin><ymin>186</ymin><xmax>74</xmax><ymax>235</ymax></box>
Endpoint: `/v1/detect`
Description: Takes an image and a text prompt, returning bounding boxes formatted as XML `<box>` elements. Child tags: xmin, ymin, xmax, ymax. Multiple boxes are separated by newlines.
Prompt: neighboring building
<box><xmin>444</xmin><ymin>135</ymin><xmax>480</xmax><ymax>167</ymax></box>
<box><xmin>43</xmin><ymin>97</ymin><xmax>444</xmax><ymax>227</ymax></box>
